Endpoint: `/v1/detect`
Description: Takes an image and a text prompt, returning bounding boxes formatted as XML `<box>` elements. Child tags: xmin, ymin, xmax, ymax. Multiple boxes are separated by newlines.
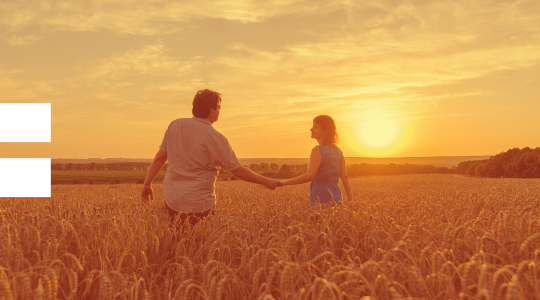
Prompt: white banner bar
<box><xmin>0</xmin><ymin>159</ymin><xmax>51</xmax><ymax>197</ymax></box>
<box><xmin>0</xmin><ymin>103</ymin><xmax>51</xmax><ymax>142</ymax></box>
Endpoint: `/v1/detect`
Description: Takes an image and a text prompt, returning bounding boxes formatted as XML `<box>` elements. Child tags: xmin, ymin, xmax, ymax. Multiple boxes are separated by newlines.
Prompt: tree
<box><xmin>474</xmin><ymin>163</ymin><xmax>488</xmax><ymax>177</ymax></box>
<box><xmin>533</xmin><ymin>166</ymin><xmax>540</xmax><ymax>178</ymax></box>
<box><xmin>457</xmin><ymin>147</ymin><xmax>540</xmax><ymax>178</ymax></box>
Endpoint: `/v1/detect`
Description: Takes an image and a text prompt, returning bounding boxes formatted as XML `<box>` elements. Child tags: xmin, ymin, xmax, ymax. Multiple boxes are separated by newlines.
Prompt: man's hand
<box><xmin>141</xmin><ymin>185</ymin><xmax>154</xmax><ymax>205</ymax></box>
<box><xmin>277</xmin><ymin>180</ymin><xmax>285</xmax><ymax>187</ymax></box>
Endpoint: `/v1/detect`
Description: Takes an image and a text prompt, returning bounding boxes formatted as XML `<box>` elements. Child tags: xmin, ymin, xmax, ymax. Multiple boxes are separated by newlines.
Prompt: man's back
<box><xmin>141</xmin><ymin>89</ymin><xmax>279</xmax><ymax>219</ymax></box>
<box><xmin>160</xmin><ymin>117</ymin><xmax>241</xmax><ymax>213</ymax></box>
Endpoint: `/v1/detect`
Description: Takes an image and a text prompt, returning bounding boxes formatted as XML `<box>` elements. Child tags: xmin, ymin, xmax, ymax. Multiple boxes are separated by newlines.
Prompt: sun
<box><xmin>358</xmin><ymin>117</ymin><xmax>398</xmax><ymax>148</ymax></box>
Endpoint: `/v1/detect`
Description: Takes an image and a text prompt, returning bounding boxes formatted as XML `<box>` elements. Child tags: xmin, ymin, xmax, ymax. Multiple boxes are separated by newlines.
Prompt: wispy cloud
<box><xmin>85</xmin><ymin>42</ymin><xmax>201</xmax><ymax>79</ymax></box>
<box><xmin>0</xmin><ymin>0</ymin><xmax>343</xmax><ymax>45</ymax></box>
<box><xmin>0</xmin><ymin>65</ymin><xmax>57</xmax><ymax>101</ymax></box>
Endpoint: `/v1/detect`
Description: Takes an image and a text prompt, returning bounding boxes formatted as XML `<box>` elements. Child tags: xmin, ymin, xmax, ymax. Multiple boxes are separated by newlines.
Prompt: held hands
<box><xmin>263</xmin><ymin>179</ymin><xmax>285</xmax><ymax>190</ymax></box>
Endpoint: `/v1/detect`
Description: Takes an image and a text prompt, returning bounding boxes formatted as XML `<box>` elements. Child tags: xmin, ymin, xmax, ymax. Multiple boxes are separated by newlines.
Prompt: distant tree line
<box><xmin>238</xmin><ymin>163</ymin><xmax>309</xmax><ymax>179</ymax></box>
<box><xmin>52</xmin><ymin>162</ymin><xmax>169</xmax><ymax>172</ymax></box>
<box><xmin>248</xmin><ymin>163</ymin><xmax>278</xmax><ymax>171</ymax></box>
<box><xmin>457</xmin><ymin>147</ymin><xmax>540</xmax><ymax>178</ymax></box>
<box><xmin>247</xmin><ymin>162</ymin><xmax>452</xmax><ymax>178</ymax></box>
<box><xmin>347</xmin><ymin>163</ymin><xmax>453</xmax><ymax>177</ymax></box>
<box><xmin>53</xmin><ymin>160</ymin><xmax>455</xmax><ymax>178</ymax></box>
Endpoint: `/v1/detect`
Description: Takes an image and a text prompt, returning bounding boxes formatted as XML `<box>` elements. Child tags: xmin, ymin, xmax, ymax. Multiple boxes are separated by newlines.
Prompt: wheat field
<box><xmin>1</xmin><ymin>174</ymin><xmax>540</xmax><ymax>300</ymax></box>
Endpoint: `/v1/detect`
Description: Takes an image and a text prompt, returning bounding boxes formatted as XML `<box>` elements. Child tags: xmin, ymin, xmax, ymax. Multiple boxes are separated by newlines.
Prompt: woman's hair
<box><xmin>192</xmin><ymin>89</ymin><xmax>221</xmax><ymax>118</ymax></box>
<box><xmin>313</xmin><ymin>115</ymin><xmax>339</xmax><ymax>144</ymax></box>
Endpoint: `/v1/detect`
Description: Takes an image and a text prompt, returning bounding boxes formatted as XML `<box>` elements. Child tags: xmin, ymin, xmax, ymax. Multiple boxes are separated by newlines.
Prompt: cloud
<box><xmin>0</xmin><ymin>65</ymin><xmax>58</xmax><ymax>101</ymax></box>
<box><xmin>0</xmin><ymin>0</ymin><xmax>344</xmax><ymax>45</ymax></box>
<box><xmin>4</xmin><ymin>0</ymin><xmax>539</xmax><ymax>114</ymax></box>
<box><xmin>84</xmin><ymin>41</ymin><xmax>201</xmax><ymax>79</ymax></box>
<box><xmin>197</xmin><ymin>0</ymin><xmax>540</xmax><ymax>136</ymax></box>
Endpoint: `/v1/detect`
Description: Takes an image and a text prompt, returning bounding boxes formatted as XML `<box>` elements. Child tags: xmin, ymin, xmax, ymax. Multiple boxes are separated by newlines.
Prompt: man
<box><xmin>141</xmin><ymin>89</ymin><xmax>280</xmax><ymax>227</ymax></box>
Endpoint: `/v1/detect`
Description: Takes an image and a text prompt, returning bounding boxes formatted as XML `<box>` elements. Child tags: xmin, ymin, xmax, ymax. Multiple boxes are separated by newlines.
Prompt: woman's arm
<box><xmin>141</xmin><ymin>150</ymin><xmax>168</xmax><ymax>204</ymax></box>
<box><xmin>340</xmin><ymin>156</ymin><xmax>353</xmax><ymax>202</ymax></box>
<box><xmin>282</xmin><ymin>147</ymin><xmax>322</xmax><ymax>185</ymax></box>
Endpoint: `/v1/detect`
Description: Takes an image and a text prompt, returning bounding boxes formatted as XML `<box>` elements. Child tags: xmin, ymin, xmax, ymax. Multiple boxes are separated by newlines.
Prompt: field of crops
<box><xmin>1</xmin><ymin>174</ymin><xmax>540</xmax><ymax>299</ymax></box>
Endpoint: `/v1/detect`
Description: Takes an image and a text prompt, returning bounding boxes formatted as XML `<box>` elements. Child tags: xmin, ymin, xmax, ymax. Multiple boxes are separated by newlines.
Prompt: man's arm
<box><xmin>141</xmin><ymin>150</ymin><xmax>168</xmax><ymax>204</ymax></box>
<box><xmin>231</xmin><ymin>166</ymin><xmax>279</xmax><ymax>190</ymax></box>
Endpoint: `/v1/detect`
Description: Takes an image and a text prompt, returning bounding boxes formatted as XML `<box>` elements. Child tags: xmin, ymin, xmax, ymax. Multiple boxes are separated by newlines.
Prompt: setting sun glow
<box><xmin>359</xmin><ymin>118</ymin><xmax>398</xmax><ymax>149</ymax></box>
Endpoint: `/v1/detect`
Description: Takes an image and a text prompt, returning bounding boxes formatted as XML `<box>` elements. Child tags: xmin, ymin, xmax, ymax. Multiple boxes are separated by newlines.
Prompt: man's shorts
<box><xmin>164</xmin><ymin>202</ymin><xmax>215</xmax><ymax>227</ymax></box>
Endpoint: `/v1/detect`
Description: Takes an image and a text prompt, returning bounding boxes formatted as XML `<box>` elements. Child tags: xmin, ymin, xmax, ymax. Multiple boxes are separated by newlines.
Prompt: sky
<box><xmin>1</xmin><ymin>0</ymin><xmax>539</xmax><ymax>159</ymax></box>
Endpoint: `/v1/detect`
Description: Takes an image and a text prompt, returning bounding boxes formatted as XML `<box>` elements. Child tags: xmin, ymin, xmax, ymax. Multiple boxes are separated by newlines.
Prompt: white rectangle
<box><xmin>0</xmin><ymin>159</ymin><xmax>51</xmax><ymax>197</ymax></box>
<box><xmin>0</xmin><ymin>103</ymin><xmax>51</xmax><ymax>142</ymax></box>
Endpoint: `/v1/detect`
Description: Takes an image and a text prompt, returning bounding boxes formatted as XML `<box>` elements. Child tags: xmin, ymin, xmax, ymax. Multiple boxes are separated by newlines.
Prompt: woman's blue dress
<box><xmin>310</xmin><ymin>144</ymin><xmax>343</xmax><ymax>205</ymax></box>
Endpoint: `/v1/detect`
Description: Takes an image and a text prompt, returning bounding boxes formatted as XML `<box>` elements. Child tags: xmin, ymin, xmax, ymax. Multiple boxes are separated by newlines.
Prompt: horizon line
<box><xmin>50</xmin><ymin>155</ymin><xmax>493</xmax><ymax>160</ymax></box>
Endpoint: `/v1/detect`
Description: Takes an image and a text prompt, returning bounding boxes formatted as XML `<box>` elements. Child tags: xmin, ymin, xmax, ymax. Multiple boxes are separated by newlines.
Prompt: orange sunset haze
<box><xmin>3</xmin><ymin>2</ymin><xmax>540</xmax><ymax>299</ymax></box>
<box><xmin>1</xmin><ymin>0</ymin><xmax>539</xmax><ymax>159</ymax></box>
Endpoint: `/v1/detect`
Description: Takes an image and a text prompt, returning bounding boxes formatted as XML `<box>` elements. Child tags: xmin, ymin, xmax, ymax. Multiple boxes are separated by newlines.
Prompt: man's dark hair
<box><xmin>192</xmin><ymin>89</ymin><xmax>221</xmax><ymax>118</ymax></box>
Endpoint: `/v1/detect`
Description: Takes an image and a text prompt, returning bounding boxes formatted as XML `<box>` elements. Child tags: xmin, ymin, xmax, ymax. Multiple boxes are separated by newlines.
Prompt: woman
<box><xmin>281</xmin><ymin>115</ymin><xmax>353</xmax><ymax>206</ymax></box>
